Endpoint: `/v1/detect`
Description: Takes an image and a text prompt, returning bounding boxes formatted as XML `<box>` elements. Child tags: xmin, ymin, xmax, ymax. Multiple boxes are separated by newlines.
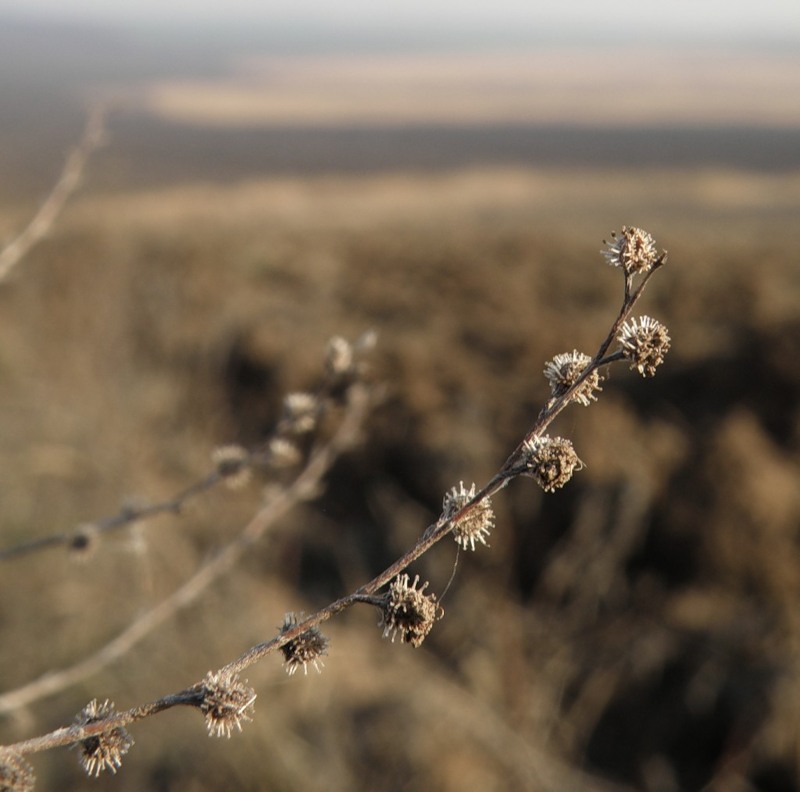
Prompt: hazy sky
<box><xmin>4</xmin><ymin>0</ymin><xmax>800</xmax><ymax>44</ymax></box>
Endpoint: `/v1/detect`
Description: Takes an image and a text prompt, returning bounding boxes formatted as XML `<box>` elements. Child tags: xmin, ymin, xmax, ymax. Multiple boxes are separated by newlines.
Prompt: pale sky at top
<box><xmin>3</xmin><ymin>0</ymin><xmax>800</xmax><ymax>44</ymax></box>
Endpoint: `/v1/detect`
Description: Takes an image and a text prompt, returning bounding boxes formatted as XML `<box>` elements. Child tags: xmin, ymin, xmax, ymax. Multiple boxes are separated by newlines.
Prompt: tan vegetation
<box><xmin>139</xmin><ymin>49</ymin><xmax>800</xmax><ymax>127</ymax></box>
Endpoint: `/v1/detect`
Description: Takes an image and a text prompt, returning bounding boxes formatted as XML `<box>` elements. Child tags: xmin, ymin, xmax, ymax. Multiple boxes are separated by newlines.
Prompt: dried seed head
<box><xmin>0</xmin><ymin>751</ymin><xmax>35</xmax><ymax>792</ymax></box>
<box><xmin>325</xmin><ymin>336</ymin><xmax>355</xmax><ymax>377</ymax></box>
<box><xmin>68</xmin><ymin>523</ymin><xmax>99</xmax><ymax>556</ymax></box>
<box><xmin>282</xmin><ymin>392</ymin><xmax>319</xmax><ymax>434</ymax></box>
<box><xmin>618</xmin><ymin>316</ymin><xmax>671</xmax><ymax>377</ymax></box>
<box><xmin>602</xmin><ymin>226</ymin><xmax>660</xmax><ymax>276</ymax></box>
<box><xmin>441</xmin><ymin>481</ymin><xmax>494</xmax><ymax>552</ymax></box>
<box><xmin>200</xmin><ymin>671</ymin><xmax>256</xmax><ymax>738</ymax></box>
<box><xmin>279</xmin><ymin>613</ymin><xmax>329</xmax><ymax>675</ymax></box>
<box><xmin>212</xmin><ymin>445</ymin><xmax>252</xmax><ymax>490</ymax></box>
<box><xmin>521</xmin><ymin>436</ymin><xmax>583</xmax><ymax>492</ymax></box>
<box><xmin>544</xmin><ymin>350</ymin><xmax>603</xmax><ymax>406</ymax></box>
<box><xmin>72</xmin><ymin>699</ymin><xmax>134</xmax><ymax>777</ymax></box>
<box><xmin>267</xmin><ymin>437</ymin><xmax>302</xmax><ymax>468</ymax></box>
<box><xmin>381</xmin><ymin>574</ymin><xmax>439</xmax><ymax>648</ymax></box>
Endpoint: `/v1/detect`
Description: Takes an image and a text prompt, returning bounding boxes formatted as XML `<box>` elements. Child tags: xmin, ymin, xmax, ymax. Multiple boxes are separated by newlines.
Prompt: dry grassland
<box><xmin>1</xmin><ymin>164</ymin><xmax>799</xmax><ymax>790</ymax></box>
<box><xmin>139</xmin><ymin>49</ymin><xmax>800</xmax><ymax>127</ymax></box>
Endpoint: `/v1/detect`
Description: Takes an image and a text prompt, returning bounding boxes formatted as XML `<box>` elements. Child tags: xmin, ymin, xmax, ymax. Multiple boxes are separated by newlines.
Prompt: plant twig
<box><xmin>0</xmin><ymin>229</ymin><xmax>672</xmax><ymax>790</ymax></box>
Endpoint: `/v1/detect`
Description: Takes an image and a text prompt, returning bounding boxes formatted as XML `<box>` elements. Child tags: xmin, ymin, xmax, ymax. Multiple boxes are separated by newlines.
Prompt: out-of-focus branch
<box><xmin>0</xmin><ymin>473</ymin><xmax>221</xmax><ymax>562</ymax></box>
<box><xmin>0</xmin><ymin>381</ymin><xmax>373</xmax><ymax>716</ymax></box>
<box><xmin>0</xmin><ymin>333</ymin><xmax>373</xmax><ymax>563</ymax></box>
<box><xmin>0</xmin><ymin>106</ymin><xmax>106</xmax><ymax>284</ymax></box>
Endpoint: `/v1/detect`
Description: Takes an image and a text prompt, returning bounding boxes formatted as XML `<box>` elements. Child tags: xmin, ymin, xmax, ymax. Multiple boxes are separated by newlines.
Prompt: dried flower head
<box><xmin>0</xmin><ymin>751</ymin><xmax>35</xmax><ymax>792</ymax></box>
<box><xmin>72</xmin><ymin>699</ymin><xmax>134</xmax><ymax>777</ymax></box>
<box><xmin>200</xmin><ymin>671</ymin><xmax>256</xmax><ymax>738</ymax></box>
<box><xmin>325</xmin><ymin>336</ymin><xmax>355</xmax><ymax>377</ymax></box>
<box><xmin>68</xmin><ymin>522</ymin><xmax>99</xmax><ymax>556</ymax></box>
<box><xmin>544</xmin><ymin>350</ymin><xmax>603</xmax><ymax>406</ymax></box>
<box><xmin>618</xmin><ymin>315</ymin><xmax>671</xmax><ymax>377</ymax></box>
<box><xmin>279</xmin><ymin>613</ymin><xmax>329</xmax><ymax>675</ymax></box>
<box><xmin>521</xmin><ymin>436</ymin><xmax>583</xmax><ymax>492</ymax></box>
<box><xmin>381</xmin><ymin>574</ymin><xmax>439</xmax><ymax>648</ymax></box>
<box><xmin>441</xmin><ymin>481</ymin><xmax>494</xmax><ymax>551</ymax></box>
<box><xmin>212</xmin><ymin>445</ymin><xmax>252</xmax><ymax>489</ymax></box>
<box><xmin>602</xmin><ymin>227</ymin><xmax>660</xmax><ymax>276</ymax></box>
<box><xmin>282</xmin><ymin>392</ymin><xmax>318</xmax><ymax>434</ymax></box>
<box><xmin>267</xmin><ymin>437</ymin><xmax>302</xmax><ymax>468</ymax></box>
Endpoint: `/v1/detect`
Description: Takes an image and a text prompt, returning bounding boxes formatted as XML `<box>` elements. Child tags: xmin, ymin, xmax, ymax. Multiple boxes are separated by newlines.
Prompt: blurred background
<box><xmin>1</xmin><ymin>1</ymin><xmax>799</xmax><ymax>790</ymax></box>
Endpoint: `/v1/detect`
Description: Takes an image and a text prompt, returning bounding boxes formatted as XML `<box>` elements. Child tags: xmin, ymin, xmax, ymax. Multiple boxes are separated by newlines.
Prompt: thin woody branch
<box><xmin>0</xmin><ymin>228</ymin><xmax>671</xmax><ymax>790</ymax></box>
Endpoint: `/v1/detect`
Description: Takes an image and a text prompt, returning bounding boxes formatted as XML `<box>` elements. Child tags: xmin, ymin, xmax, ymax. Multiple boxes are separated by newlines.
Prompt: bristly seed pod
<box><xmin>325</xmin><ymin>336</ymin><xmax>355</xmax><ymax>377</ymax></box>
<box><xmin>279</xmin><ymin>613</ymin><xmax>329</xmax><ymax>675</ymax></box>
<box><xmin>72</xmin><ymin>699</ymin><xmax>134</xmax><ymax>777</ymax></box>
<box><xmin>282</xmin><ymin>392</ymin><xmax>319</xmax><ymax>434</ymax></box>
<box><xmin>212</xmin><ymin>445</ymin><xmax>252</xmax><ymax>490</ymax></box>
<box><xmin>380</xmin><ymin>574</ymin><xmax>439</xmax><ymax>648</ymax></box>
<box><xmin>543</xmin><ymin>350</ymin><xmax>603</xmax><ymax>406</ymax></box>
<box><xmin>267</xmin><ymin>437</ymin><xmax>302</xmax><ymax>468</ymax></box>
<box><xmin>441</xmin><ymin>481</ymin><xmax>494</xmax><ymax>551</ymax></box>
<box><xmin>68</xmin><ymin>522</ymin><xmax>99</xmax><ymax>557</ymax></box>
<box><xmin>200</xmin><ymin>671</ymin><xmax>256</xmax><ymax>738</ymax></box>
<box><xmin>520</xmin><ymin>436</ymin><xmax>583</xmax><ymax>492</ymax></box>
<box><xmin>602</xmin><ymin>226</ymin><xmax>660</xmax><ymax>276</ymax></box>
<box><xmin>618</xmin><ymin>315</ymin><xmax>671</xmax><ymax>377</ymax></box>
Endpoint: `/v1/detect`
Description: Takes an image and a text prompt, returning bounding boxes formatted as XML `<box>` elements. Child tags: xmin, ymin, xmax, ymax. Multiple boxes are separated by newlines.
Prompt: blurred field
<box><xmin>1</xmin><ymin>151</ymin><xmax>799</xmax><ymax>791</ymax></box>
<box><xmin>140</xmin><ymin>49</ymin><xmax>800</xmax><ymax>127</ymax></box>
<box><xmin>1</xmin><ymin>16</ymin><xmax>800</xmax><ymax>790</ymax></box>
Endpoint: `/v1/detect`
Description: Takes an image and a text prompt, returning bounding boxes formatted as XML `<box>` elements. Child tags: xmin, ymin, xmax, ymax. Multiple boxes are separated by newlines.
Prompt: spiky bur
<box><xmin>212</xmin><ymin>445</ymin><xmax>252</xmax><ymax>490</ymax></box>
<box><xmin>520</xmin><ymin>436</ymin><xmax>583</xmax><ymax>492</ymax></box>
<box><xmin>380</xmin><ymin>574</ymin><xmax>439</xmax><ymax>648</ymax></box>
<box><xmin>199</xmin><ymin>671</ymin><xmax>256</xmax><ymax>738</ymax></box>
<box><xmin>441</xmin><ymin>481</ymin><xmax>494</xmax><ymax>551</ymax></box>
<box><xmin>72</xmin><ymin>699</ymin><xmax>134</xmax><ymax>778</ymax></box>
<box><xmin>279</xmin><ymin>613</ymin><xmax>329</xmax><ymax>675</ymax></box>
<box><xmin>602</xmin><ymin>226</ymin><xmax>660</xmax><ymax>276</ymax></box>
<box><xmin>324</xmin><ymin>331</ymin><xmax>377</xmax><ymax>381</ymax></box>
<box><xmin>325</xmin><ymin>336</ymin><xmax>355</xmax><ymax>378</ymax></box>
<box><xmin>544</xmin><ymin>350</ymin><xmax>603</xmax><ymax>406</ymax></box>
<box><xmin>0</xmin><ymin>751</ymin><xmax>35</xmax><ymax>792</ymax></box>
<box><xmin>266</xmin><ymin>438</ymin><xmax>302</xmax><ymax>468</ymax></box>
<box><xmin>618</xmin><ymin>315</ymin><xmax>671</xmax><ymax>377</ymax></box>
<box><xmin>68</xmin><ymin>522</ymin><xmax>99</xmax><ymax>556</ymax></box>
<box><xmin>282</xmin><ymin>392</ymin><xmax>319</xmax><ymax>434</ymax></box>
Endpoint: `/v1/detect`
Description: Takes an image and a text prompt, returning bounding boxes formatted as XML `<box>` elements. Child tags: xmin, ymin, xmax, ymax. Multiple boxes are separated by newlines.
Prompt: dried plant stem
<box><xmin>215</xmin><ymin>257</ymin><xmax>668</xmax><ymax>676</ymax></box>
<box><xmin>505</xmin><ymin>255</ymin><xmax>666</xmax><ymax>468</ymax></box>
<box><xmin>222</xmin><ymin>253</ymin><xmax>667</xmax><ymax>672</ymax></box>
<box><xmin>0</xmin><ymin>106</ymin><xmax>106</xmax><ymax>284</ymax></box>
<box><xmin>0</xmin><ymin>236</ymin><xmax>670</xmax><ymax>784</ymax></box>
